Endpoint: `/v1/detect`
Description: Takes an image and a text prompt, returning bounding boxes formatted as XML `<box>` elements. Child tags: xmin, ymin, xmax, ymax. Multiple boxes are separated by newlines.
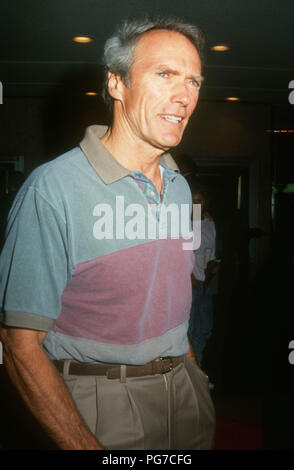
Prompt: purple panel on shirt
<box><xmin>52</xmin><ymin>238</ymin><xmax>194</xmax><ymax>345</ymax></box>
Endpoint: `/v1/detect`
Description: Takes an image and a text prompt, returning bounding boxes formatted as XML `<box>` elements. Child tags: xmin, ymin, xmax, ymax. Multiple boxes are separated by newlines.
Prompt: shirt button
<box><xmin>150</xmin><ymin>191</ymin><xmax>155</xmax><ymax>196</ymax></box>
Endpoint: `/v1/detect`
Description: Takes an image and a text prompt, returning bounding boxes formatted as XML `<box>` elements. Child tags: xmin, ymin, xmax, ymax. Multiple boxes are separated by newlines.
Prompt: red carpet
<box><xmin>214</xmin><ymin>419</ymin><xmax>264</xmax><ymax>450</ymax></box>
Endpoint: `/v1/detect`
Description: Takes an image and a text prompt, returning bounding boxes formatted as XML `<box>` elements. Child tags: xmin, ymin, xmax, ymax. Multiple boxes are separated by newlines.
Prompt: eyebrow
<box><xmin>156</xmin><ymin>64</ymin><xmax>204</xmax><ymax>83</ymax></box>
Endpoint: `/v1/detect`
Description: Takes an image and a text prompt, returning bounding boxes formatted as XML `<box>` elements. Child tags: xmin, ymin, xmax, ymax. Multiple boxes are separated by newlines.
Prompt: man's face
<box><xmin>115</xmin><ymin>29</ymin><xmax>202</xmax><ymax>152</ymax></box>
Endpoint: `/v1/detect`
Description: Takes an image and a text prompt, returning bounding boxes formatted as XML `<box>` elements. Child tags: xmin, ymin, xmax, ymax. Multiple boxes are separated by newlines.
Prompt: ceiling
<box><xmin>1</xmin><ymin>0</ymin><xmax>294</xmax><ymax>106</ymax></box>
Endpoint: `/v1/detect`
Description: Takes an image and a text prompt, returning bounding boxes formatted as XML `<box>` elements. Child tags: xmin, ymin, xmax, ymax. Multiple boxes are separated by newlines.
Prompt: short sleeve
<box><xmin>0</xmin><ymin>185</ymin><xmax>70</xmax><ymax>331</ymax></box>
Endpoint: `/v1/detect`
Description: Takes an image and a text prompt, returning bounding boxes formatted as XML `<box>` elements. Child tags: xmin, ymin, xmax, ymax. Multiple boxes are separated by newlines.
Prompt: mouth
<box><xmin>159</xmin><ymin>114</ymin><xmax>184</xmax><ymax>125</ymax></box>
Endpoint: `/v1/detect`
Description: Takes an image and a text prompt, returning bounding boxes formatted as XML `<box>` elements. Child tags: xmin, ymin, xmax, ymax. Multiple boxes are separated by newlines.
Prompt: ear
<box><xmin>107</xmin><ymin>71</ymin><xmax>126</xmax><ymax>102</ymax></box>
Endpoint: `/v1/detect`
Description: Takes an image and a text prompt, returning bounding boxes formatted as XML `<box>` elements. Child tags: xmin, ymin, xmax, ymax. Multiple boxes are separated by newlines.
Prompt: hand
<box><xmin>191</xmin><ymin>273</ymin><xmax>198</xmax><ymax>287</ymax></box>
<box><xmin>186</xmin><ymin>341</ymin><xmax>198</xmax><ymax>365</ymax></box>
<box><xmin>205</xmin><ymin>260</ymin><xmax>220</xmax><ymax>280</ymax></box>
<box><xmin>211</xmin><ymin>262</ymin><xmax>221</xmax><ymax>274</ymax></box>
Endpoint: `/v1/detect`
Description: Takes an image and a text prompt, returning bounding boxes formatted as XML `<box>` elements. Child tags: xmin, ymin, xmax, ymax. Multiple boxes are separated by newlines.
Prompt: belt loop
<box><xmin>120</xmin><ymin>365</ymin><xmax>127</xmax><ymax>383</ymax></box>
<box><xmin>63</xmin><ymin>359</ymin><xmax>72</xmax><ymax>378</ymax></box>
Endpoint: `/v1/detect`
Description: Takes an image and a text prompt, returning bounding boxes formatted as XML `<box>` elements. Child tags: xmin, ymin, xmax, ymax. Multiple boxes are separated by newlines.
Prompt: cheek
<box><xmin>151</xmin><ymin>86</ymin><xmax>165</xmax><ymax>100</ymax></box>
<box><xmin>130</xmin><ymin>84</ymin><xmax>160</xmax><ymax>111</ymax></box>
<box><xmin>140</xmin><ymin>79</ymin><xmax>166</xmax><ymax>100</ymax></box>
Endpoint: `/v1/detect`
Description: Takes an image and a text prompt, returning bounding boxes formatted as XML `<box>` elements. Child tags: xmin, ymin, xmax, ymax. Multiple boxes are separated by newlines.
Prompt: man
<box><xmin>0</xmin><ymin>17</ymin><xmax>215</xmax><ymax>450</ymax></box>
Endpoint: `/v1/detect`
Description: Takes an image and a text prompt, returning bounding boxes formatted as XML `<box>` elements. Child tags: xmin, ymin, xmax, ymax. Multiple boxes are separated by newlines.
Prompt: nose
<box><xmin>170</xmin><ymin>81</ymin><xmax>190</xmax><ymax>106</ymax></box>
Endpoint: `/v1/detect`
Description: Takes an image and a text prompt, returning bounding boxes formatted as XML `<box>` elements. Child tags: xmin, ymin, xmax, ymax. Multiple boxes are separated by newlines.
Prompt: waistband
<box><xmin>53</xmin><ymin>355</ymin><xmax>185</xmax><ymax>379</ymax></box>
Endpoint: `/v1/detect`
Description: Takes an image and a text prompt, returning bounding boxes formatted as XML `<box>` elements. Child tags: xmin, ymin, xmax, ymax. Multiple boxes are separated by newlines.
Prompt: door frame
<box><xmin>192</xmin><ymin>156</ymin><xmax>260</xmax><ymax>268</ymax></box>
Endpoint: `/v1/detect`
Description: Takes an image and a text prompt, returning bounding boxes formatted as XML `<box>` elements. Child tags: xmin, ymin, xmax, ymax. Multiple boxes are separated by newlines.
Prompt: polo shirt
<box><xmin>0</xmin><ymin>125</ymin><xmax>194</xmax><ymax>365</ymax></box>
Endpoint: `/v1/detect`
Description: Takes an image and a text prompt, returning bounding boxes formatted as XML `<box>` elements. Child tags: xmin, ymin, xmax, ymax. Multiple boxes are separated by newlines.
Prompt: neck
<box><xmin>100</xmin><ymin>120</ymin><xmax>165</xmax><ymax>195</ymax></box>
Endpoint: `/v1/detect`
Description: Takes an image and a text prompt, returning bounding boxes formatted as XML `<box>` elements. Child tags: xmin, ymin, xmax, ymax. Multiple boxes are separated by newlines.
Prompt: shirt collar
<box><xmin>80</xmin><ymin>125</ymin><xmax>180</xmax><ymax>184</ymax></box>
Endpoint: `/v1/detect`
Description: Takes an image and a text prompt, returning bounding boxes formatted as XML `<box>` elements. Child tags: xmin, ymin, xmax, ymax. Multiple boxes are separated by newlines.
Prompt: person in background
<box><xmin>189</xmin><ymin>187</ymin><xmax>220</xmax><ymax>368</ymax></box>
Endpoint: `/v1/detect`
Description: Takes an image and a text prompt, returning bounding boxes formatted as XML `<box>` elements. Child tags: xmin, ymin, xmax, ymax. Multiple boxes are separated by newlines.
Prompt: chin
<box><xmin>155</xmin><ymin>133</ymin><xmax>183</xmax><ymax>149</ymax></box>
<box><xmin>162</xmin><ymin>137</ymin><xmax>183</xmax><ymax>149</ymax></box>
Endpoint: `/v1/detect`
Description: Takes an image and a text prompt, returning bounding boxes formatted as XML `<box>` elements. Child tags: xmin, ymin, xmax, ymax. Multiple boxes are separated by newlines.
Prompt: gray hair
<box><xmin>102</xmin><ymin>16</ymin><xmax>205</xmax><ymax>113</ymax></box>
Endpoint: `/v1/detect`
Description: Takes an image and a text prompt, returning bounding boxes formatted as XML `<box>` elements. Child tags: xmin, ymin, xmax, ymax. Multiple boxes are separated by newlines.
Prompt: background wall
<box><xmin>174</xmin><ymin>100</ymin><xmax>272</xmax><ymax>272</ymax></box>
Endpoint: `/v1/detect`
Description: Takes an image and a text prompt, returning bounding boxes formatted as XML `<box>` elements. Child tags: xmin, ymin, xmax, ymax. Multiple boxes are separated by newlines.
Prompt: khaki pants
<box><xmin>60</xmin><ymin>357</ymin><xmax>215</xmax><ymax>450</ymax></box>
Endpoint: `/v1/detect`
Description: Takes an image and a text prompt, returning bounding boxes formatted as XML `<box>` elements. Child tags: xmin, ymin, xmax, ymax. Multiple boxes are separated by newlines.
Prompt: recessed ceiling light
<box><xmin>72</xmin><ymin>36</ymin><xmax>93</xmax><ymax>43</ymax></box>
<box><xmin>211</xmin><ymin>45</ymin><xmax>230</xmax><ymax>51</ymax></box>
<box><xmin>226</xmin><ymin>97</ymin><xmax>240</xmax><ymax>101</ymax></box>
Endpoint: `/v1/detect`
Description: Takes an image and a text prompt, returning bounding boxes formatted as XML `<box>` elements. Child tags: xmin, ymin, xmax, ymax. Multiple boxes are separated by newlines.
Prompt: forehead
<box><xmin>132</xmin><ymin>29</ymin><xmax>201</xmax><ymax>72</ymax></box>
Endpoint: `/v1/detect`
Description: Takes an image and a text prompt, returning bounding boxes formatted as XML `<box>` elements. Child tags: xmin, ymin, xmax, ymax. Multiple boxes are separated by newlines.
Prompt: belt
<box><xmin>53</xmin><ymin>355</ymin><xmax>185</xmax><ymax>379</ymax></box>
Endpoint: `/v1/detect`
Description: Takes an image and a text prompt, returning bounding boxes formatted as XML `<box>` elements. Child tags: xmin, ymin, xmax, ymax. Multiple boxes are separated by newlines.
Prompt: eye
<box><xmin>189</xmin><ymin>79</ymin><xmax>201</xmax><ymax>88</ymax></box>
<box><xmin>158</xmin><ymin>71</ymin><xmax>169</xmax><ymax>78</ymax></box>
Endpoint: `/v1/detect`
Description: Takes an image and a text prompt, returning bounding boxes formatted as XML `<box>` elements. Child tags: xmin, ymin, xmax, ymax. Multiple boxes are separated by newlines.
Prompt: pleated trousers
<box><xmin>60</xmin><ymin>356</ymin><xmax>215</xmax><ymax>450</ymax></box>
